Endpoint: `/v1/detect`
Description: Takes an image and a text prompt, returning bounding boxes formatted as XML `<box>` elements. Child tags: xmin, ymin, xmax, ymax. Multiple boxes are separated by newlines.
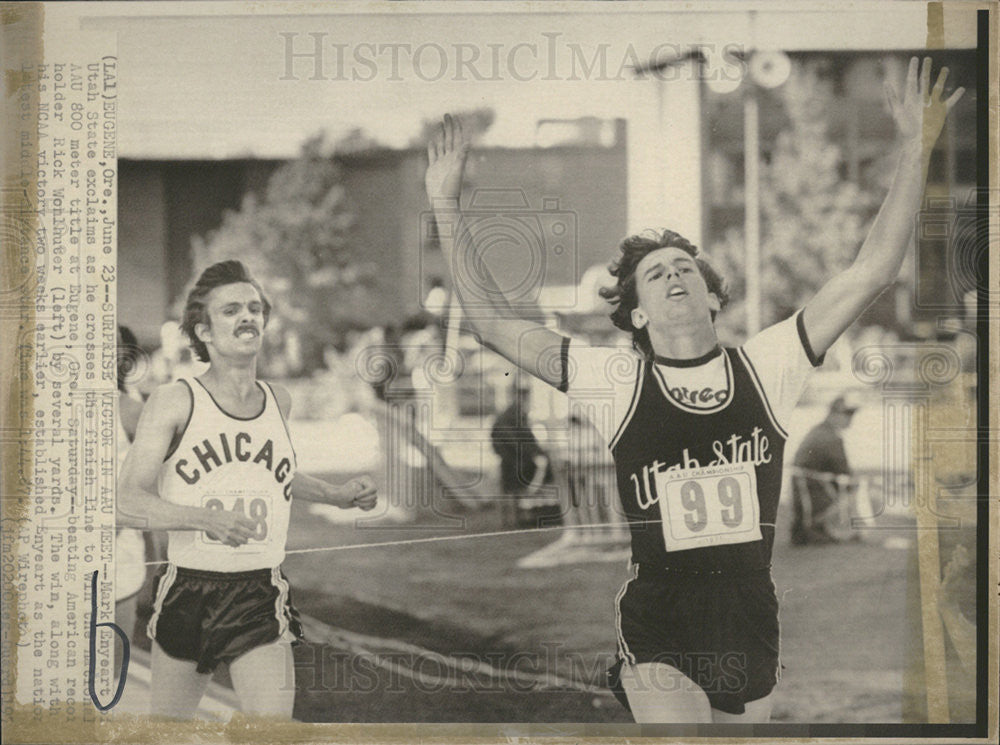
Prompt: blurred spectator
<box><xmin>423</xmin><ymin>277</ymin><xmax>448</xmax><ymax>319</ymax></box>
<box><xmin>299</xmin><ymin>334</ymin><xmax>380</xmax><ymax>420</ymax></box>
<box><xmin>938</xmin><ymin>543</ymin><xmax>976</xmax><ymax>673</ymax></box>
<box><xmin>147</xmin><ymin>320</ymin><xmax>208</xmax><ymax>392</ymax></box>
<box><xmin>791</xmin><ymin>394</ymin><xmax>859</xmax><ymax>545</ymax></box>
<box><xmin>367</xmin><ymin>325</ymin><xmax>402</xmax><ymax>401</ymax></box>
<box><xmin>490</xmin><ymin>380</ymin><xmax>553</xmax><ymax>528</ymax></box>
<box><xmin>116</xmin><ymin>325</ymin><xmax>147</xmax><ymax>662</ymax></box>
<box><xmin>401</xmin><ymin>314</ymin><xmax>444</xmax><ymax>392</ymax></box>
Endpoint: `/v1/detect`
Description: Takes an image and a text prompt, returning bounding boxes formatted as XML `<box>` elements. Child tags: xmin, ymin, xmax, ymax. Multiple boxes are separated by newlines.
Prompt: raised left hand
<box><xmin>885</xmin><ymin>56</ymin><xmax>965</xmax><ymax>156</ymax></box>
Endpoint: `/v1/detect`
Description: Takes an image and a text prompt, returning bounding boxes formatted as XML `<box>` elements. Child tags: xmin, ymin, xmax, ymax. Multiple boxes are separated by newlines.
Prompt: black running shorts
<box><xmin>147</xmin><ymin>564</ymin><xmax>305</xmax><ymax>674</ymax></box>
<box><xmin>609</xmin><ymin>564</ymin><xmax>780</xmax><ymax>715</ymax></box>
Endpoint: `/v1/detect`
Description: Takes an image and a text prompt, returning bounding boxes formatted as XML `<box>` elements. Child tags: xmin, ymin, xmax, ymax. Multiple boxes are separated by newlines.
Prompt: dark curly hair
<box><xmin>180</xmin><ymin>260</ymin><xmax>272</xmax><ymax>363</ymax></box>
<box><xmin>598</xmin><ymin>229</ymin><xmax>729</xmax><ymax>360</ymax></box>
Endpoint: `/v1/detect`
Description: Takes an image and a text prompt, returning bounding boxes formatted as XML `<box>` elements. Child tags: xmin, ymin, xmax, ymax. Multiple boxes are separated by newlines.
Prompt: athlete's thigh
<box><xmin>711</xmin><ymin>691</ymin><xmax>774</xmax><ymax>723</ymax></box>
<box><xmin>150</xmin><ymin>641</ymin><xmax>212</xmax><ymax>719</ymax></box>
<box><xmin>619</xmin><ymin>661</ymin><xmax>712</xmax><ymax>723</ymax></box>
<box><xmin>228</xmin><ymin>638</ymin><xmax>295</xmax><ymax>718</ymax></box>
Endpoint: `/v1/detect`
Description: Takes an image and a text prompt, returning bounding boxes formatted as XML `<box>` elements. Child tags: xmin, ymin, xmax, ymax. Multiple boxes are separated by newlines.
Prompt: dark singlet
<box><xmin>611</xmin><ymin>347</ymin><xmax>786</xmax><ymax>572</ymax></box>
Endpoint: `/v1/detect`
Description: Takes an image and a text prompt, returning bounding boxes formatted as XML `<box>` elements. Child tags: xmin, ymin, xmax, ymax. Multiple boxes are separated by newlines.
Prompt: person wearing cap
<box><xmin>790</xmin><ymin>395</ymin><xmax>859</xmax><ymax>545</ymax></box>
<box><xmin>490</xmin><ymin>379</ymin><xmax>553</xmax><ymax>528</ymax></box>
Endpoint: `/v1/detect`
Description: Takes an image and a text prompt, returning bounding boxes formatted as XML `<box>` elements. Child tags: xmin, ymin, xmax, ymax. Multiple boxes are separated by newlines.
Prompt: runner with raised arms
<box><xmin>424</xmin><ymin>57</ymin><xmax>962</xmax><ymax>722</ymax></box>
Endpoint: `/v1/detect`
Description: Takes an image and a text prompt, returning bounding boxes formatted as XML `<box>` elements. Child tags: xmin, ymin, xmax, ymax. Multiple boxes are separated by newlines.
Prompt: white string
<box><xmin>141</xmin><ymin>521</ymin><xmax>622</xmax><ymax>566</ymax></box>
<box><xmin>141</xmin><ymin>519</ymin><xmax>778</xmax><ymax>566</ymax></box>
<box><xmin>287</xmin><ymin>521</ymin><xmax>607</xmax><ymax>556</ymax></box>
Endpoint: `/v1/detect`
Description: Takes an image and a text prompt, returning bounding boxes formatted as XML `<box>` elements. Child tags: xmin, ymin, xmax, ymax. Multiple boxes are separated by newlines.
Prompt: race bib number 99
<box><xmin>654</xmin><ymin>462</ymin><xmax>762</xmax><ymax>552</ymax></box>
<box><xmin>200</xmin><ymin>491</ymin><xmax>271</xmax><ymax>550</ymax></box>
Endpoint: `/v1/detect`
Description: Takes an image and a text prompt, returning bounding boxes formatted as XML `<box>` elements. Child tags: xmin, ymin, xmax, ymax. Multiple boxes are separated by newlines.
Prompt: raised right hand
<box><xmin>885</xmin><ymin>56</ymin><xmax>964</xmax><ymax>157</ymax></box>
<box><xmin>202</xmin><ymin>508</ymin><xmax>257</xmax><ymax>547</ymax></box>
<box><xmin>425</xmin><ymin>113</ymin><xmax>470</xmax><ymax>204</ymax></box>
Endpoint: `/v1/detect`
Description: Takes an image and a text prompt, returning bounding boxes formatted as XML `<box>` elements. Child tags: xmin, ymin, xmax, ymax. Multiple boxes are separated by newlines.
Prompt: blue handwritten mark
<box><xmin>88</xmin><ymin>570</ymin><xmax>129</xmax><ymax>711</ymax></box>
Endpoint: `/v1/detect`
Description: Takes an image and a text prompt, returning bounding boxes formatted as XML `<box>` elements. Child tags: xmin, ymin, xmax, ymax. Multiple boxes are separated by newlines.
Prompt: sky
<box><xmin>40</xmin><ymin>1</ymin><xmax>978</xmax><ymax>159</ymax></box>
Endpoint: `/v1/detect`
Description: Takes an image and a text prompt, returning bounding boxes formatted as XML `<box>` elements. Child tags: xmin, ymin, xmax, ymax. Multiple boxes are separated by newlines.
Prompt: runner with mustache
<box><xmin>424</xmin><ymin>58</ymin><xmax>961</xmax><ymax>722</ymax></box>
<box><xmin>118</xmin><ymin>260</ymin><xmax>378</xmax><ymax>719</ymax></box>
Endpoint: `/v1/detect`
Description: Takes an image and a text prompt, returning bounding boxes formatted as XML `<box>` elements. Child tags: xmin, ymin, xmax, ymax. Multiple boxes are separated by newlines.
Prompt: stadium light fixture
<box><xmin>633</xmin><ymin>45</ymin><xmax>790</xmax><ymax>336</ymax></box>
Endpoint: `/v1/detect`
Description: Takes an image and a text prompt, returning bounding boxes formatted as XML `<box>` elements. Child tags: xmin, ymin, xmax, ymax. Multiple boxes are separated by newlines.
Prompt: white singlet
<box><xmin>158</xmin><ymin>378</ymin><xmax>297</xmax><ymax>571</ymax></box>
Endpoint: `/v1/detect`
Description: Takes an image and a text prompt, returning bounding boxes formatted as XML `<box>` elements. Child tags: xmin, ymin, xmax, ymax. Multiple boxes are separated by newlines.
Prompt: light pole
<box><xmin>635</xmin><ymin>45</ymin><xmax>789</xmax><ymax>337</ymax></box>
<box><xmin>743</xmin><ymin>83</ymin><xmax>762</xmax><ymax>336</ymax></box>
<box><xmin>707</xmin><ymin>48</ymin><xmax>790</xmax><ymax>335</ymax></box>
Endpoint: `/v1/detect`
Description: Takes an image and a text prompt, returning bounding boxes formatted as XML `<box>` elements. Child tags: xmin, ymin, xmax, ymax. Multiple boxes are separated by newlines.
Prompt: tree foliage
<box><xmin>713</xmin><ymin>58</ymin><xmax>886</xmax><ymax>338</ymax></box>
<box><xmin>189</xmin><ymin>134</ymin><xmax>375</xmax><ymax>374</ymax></box>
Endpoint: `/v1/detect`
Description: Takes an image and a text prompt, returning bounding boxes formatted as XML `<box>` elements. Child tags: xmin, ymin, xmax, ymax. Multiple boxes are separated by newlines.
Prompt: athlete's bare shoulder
<box><xmin>265</xmin><ymin>381</ymin><xmax>292</xmax><ymax>419</ymax></box>
<box><xmin>119</xmin><ymin>392</ymin><xmax>144</xmax><ymax>442</ymax></box>
<box><xmin>143</xmin><ymin>380</ymin><xmax>194</xmax><ymax>431</ymax></box>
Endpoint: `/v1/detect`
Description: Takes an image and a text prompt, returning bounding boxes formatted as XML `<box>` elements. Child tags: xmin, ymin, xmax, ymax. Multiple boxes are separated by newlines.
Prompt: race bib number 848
<box><xmin>200</xmin><ymin>491</ymin><xmax>271</xmax><ymax>550</ymax></box>
<box><xmin>654</xmin><ymin>462</ymin><xmax>762</xmax><ymax>552</ymax></box>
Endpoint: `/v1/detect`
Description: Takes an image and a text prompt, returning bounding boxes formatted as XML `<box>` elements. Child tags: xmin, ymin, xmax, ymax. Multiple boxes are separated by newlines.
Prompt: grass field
<box><xmin>270</xmin><ymin>484</ymin><xmax>977</xmax><ymax>724</ymax></box>
<box><xmin>129</xmin><ymin>471</ymin><xmax>977</xmax><ymax>724</ymax></box>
